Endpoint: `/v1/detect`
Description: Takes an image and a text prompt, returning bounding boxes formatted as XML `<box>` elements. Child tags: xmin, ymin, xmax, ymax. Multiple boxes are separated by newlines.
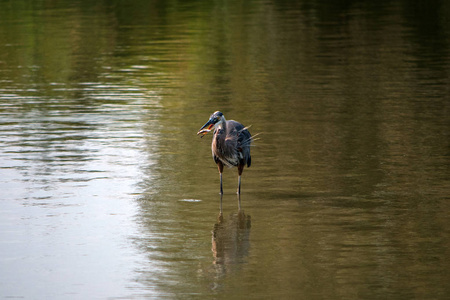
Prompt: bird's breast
<box><xmin>212</xmin><ymin>135</ymin><xmax>239</xmax><ymax>167</ymax></box>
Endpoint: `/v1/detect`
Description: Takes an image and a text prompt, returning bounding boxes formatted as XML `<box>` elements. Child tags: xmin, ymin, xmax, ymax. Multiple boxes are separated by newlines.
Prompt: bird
<box><xmin>197</xmin><ymin>111</ymin><xmax>252</xmax><ymax>195</ymax></box>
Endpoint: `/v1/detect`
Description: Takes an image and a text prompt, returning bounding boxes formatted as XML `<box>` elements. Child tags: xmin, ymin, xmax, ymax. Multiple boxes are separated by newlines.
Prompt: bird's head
<box><xmin>197</xmin><ymin>111</ymin><xmax>225</xmax><ymax>138</ymax></box>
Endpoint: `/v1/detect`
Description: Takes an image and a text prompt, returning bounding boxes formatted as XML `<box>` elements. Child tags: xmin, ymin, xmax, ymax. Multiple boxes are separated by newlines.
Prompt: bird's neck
<box><xmin>216</xmin><ymin>116</ymin><xmax>227</xmax><ymax>130</ymax></box>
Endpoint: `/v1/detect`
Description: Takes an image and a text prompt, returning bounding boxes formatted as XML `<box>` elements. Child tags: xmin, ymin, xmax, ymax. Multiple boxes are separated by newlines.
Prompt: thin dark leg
<box><xmin>217</xmin><ymin>161</ymin><xmax>224</xmax><ymax>195</ymax></box>
<box><xmin>237</xmin><ymin>164</ymin><xmax>244</xmax><ymax>194</ymax></box>
<box><xmin>238</xmin><ymin>176</ymin><xmax>241</xmax><ymax>194</ymax></box>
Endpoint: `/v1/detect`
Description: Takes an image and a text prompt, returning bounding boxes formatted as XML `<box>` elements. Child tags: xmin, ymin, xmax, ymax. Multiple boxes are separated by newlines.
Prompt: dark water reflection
<box><xmin>211</xmin><ymin>197</ymin><xmax>251</xmax><ymax>291</ymax></box>
<box><xmin>1</xmin><ymin>0</ymin><xmax>449</xmax><ymax>299</ymax></box>
<box><xmin>213</xmin><ymin>196</ymin><xmax>251</xmax><ymax>265</ymax></box>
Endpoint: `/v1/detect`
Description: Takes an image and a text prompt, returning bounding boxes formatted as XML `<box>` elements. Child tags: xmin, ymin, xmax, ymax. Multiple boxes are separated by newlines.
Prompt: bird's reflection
<box><xmin>211</xmin><ymin>194</ymin><xmax>251</xmax><ymax>269</ymax></box>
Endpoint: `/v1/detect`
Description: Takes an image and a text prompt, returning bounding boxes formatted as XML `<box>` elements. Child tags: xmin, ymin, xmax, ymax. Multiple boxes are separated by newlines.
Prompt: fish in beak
<box><xmin>197</xmin><ymin>118</ymin><xmax>215</xmax><ymax>138</ymax></box>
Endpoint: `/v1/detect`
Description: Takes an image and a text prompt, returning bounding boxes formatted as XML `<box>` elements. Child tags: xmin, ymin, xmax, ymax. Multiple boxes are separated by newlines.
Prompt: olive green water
<box><xmin>1</xmin><ymin>1</ymin><xmax>449</xmax><ymax>299</ymax></box>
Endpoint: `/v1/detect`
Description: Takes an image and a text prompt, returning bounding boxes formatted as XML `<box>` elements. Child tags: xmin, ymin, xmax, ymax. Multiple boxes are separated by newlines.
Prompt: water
<box><xmin>1</xmin><ymin>0</ymin><xmax>449</xmax><ymax>299</ymax></box>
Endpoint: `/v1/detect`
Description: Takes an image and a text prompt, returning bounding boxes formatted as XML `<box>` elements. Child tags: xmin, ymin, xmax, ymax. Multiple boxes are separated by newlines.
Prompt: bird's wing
<box><xmin>228</xmin><ymin>120</ymin><xmax>252</xmax><ymax>168</ymax></box>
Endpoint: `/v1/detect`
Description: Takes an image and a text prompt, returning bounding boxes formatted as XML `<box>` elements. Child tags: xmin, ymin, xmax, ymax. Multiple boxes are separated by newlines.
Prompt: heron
<box><xmin>197</xmin><ymin>111</ymin><xmax>252</xmax><ymax>195</ymax></box>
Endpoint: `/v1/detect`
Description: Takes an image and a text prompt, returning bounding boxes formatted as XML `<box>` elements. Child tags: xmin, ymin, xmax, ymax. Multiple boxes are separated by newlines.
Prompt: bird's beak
<box><xmin>197</xmin><ymin>119</ymin><xmax>214</xmax><ymax>138</ymax></box>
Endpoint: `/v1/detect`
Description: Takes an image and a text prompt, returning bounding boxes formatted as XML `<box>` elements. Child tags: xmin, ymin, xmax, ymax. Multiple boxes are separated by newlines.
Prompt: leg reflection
<box><xmin>212</xmin><ymin>195</ymin><xmax>251</xmax><ymax>269</ymax></box>
<box><xmin>237</xmin><ymin>193</ymin><xmax>241</xmax><ymax>211</ymax></box>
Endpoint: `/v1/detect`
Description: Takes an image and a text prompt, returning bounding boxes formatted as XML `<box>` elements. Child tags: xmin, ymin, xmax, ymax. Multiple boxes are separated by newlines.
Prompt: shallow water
<box><xmin>1</xmin><ymin>0</ymin><xmax>449</xmax><ymax>299</ymax></box>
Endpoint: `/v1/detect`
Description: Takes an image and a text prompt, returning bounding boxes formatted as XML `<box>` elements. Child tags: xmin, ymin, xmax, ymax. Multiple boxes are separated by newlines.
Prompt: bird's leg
<box><xmin>237</xmin><ymin>164</ymin><xmax>244</xmax><ymax>195</ymax></box>
<box><xmin>217</xmin><ymin>161</ymin><xmax>224</xmax><ymax>195</ymax></box>
<box><xmin>238</xmin><ymin>175</ymin><xmax>241</xmax><ymax>195</ymax></box>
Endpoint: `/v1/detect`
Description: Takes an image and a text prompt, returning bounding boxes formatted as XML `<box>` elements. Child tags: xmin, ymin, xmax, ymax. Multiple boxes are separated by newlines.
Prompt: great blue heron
<box><xmin>197</xmin><ymin>111</ymin><xmax>252</xmax><ymax>195</ymax></box>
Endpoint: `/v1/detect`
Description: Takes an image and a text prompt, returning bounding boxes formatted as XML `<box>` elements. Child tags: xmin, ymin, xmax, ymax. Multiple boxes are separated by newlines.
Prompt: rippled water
<box><xmin>1</xmin><ymin>0</ymin><xmax>449</xmax><ymax>299</ymax></box>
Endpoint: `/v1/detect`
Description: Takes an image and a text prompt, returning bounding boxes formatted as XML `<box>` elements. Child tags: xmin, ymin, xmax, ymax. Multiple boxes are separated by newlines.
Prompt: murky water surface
<box><xmin>1</xmin><ymin>1</ymin><xmax>449</xmax><ymax>299</ymax></box>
